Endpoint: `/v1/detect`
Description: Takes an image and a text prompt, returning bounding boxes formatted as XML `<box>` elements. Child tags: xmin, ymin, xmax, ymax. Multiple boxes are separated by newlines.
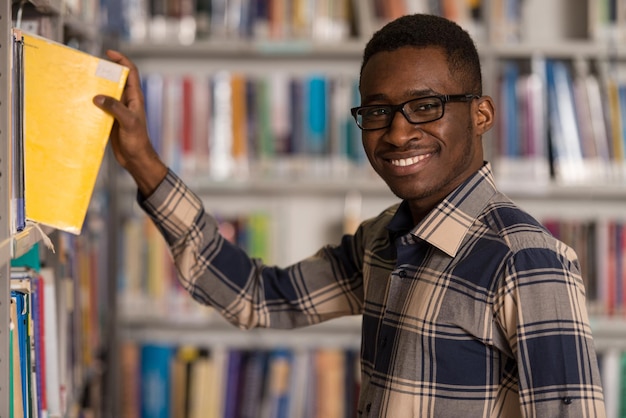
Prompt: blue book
<box><xmin>265</xmin><ymin>349</ymin><xmax>293</xmax><ymax>418</ymax></box>
<box><xmin>142</xmin><ymin>73</ymin><xmax>164</xmax><ymax>157</ymax></box>
<box><xmin>13</xmin><ymin>291</ymin><xmax>31</xmax><ymax>417</ymax></box>
<box><xmin>306</xmin><ymin>76</ymin><xmax>328</xmax><ymax>155</ymax></box>
<box><xmin>140</xmin><ymin>343</ymin><xmax>175</xmax><ymax>418</ymax></box>
<box><xmin>223</xmin><ymin>350</ymin><xmax>244</xmax><ymax>418</ymax></box>
<box><xmin>617</xmin><ymin>83</ymin><xmax>626</xmax><ymax>155</ymax></box>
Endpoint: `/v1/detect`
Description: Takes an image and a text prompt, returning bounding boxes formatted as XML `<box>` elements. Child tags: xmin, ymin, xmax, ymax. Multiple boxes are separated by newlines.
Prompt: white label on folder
<box><xmin>95</xmin><ymin>60</ymin><xmax>124</xmax><ymax>82</ymax></box>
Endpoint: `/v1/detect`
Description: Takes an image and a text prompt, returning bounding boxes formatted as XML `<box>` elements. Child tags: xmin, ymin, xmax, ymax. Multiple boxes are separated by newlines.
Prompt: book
<box><xmin>314</xmin><ymin>348</ymin><xmax>346</xmax><ymax>418</ymax></box>
<box><xmin>188</xmin><ymin>347</ymin><xmax>227</xmax><ymax>418</ymax></box>
<box><xmin>140</xmin><ymin>343</ymin><xmax>175</xmax><ymax>418</ymax></box>
<box><xmin>288</xmin><ymin>349</ymin><xmax>312</xmax><ymax>418</ymax></box>
<box><xmin>601</xmin><ymin>348</ymin><xmax>621</xmax><ymax>417</ymax></box>
<box><xmin>119</xmin><ymin>340</ymin><xmax>140</xmax><ymax>418</ymax></box>
<box><xmin>188</xmin><ymin>349</ymin><xmax>214</xmax><ymax>418</ymax></box>
<box><xmin>30</xmin><ymin>276</ymin><xmax>47</xmax><ymax>418</ymax></box>
<box><xmin>12</xmin><ymin>290</ymin><xmax>32</xmax><ymax>418</ymax></box>
<box><xmin>545</xmin><ymin>59</ymin><xmax>584</xmax><ymax>182</ymax></box>
<box><xmin>261</xmin><ymin>349</ymin><xmax>293</xmax><ymax>418</ymax></box>
<box><xmin>11</xmin><ymin>30</ymin><xmax>25</xmax><ymax>233</ymax></box>
<box><xmin>170</xmin><ymin>346</ymin><xmax>198</xmax><ymax>418</ymax></box>
<box><xmin>15</xmin><ymin>29</ymin><xmax>129</xmax><ymax>234</ymax></box>
<box><xmin>223</xmin><ymin>350</ymin><xmax>244</xmax><ymax>418</ymax></box>
<box><xmin>10</xmin><ymin>297</ymin><xmax>25</xmax><ymax>418</ymax></box>
<box><xmin>41</xmin><ymin>267</ymin><xmax>62</xmax><ymax>417</ymax></box>
<box><xmin>238</xmin><ymin>350</ymin><xmax>269</xmax><ymax>418</ymax></box>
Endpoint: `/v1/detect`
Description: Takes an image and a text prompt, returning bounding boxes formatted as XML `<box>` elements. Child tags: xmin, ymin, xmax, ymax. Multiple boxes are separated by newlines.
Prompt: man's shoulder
<box><xmin>480</xmin><ymin>193</ymin><xmax>561</xmax><ymax>251</ymax></box>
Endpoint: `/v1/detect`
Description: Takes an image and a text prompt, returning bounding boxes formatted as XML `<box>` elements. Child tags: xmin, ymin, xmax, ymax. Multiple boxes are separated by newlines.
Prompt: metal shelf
<box><xmin>119</xmin><ymin>314</ymin><xmax>362</xmax><ymax>350</ymax></box>
<box><xmin>120</xmin><ymin>312</ymin><xmax>625</xmax><ymax>352</ymax></box>
<box><xmin>120</xmin><ymin>38</ymin><xmax>366</xmax><ymax>60</ymax></box>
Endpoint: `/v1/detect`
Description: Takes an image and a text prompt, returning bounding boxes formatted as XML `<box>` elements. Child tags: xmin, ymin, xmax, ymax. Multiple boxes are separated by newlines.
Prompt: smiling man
<box><xmin>95</xmin><ymin>13</ymin><xmax>605</xmax><ymax>418</ymax></box>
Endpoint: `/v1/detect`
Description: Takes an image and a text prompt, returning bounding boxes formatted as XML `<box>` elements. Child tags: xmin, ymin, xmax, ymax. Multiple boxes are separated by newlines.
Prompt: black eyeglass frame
<box><xmin>350</xmin><ymin>94</ymin><xmax>480</xmax><ymax>131</ymax></box>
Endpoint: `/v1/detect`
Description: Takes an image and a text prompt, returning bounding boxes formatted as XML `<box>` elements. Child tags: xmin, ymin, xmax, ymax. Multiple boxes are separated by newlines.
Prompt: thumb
<box><xmin>93</xmin><ymin>94</ymin><xmax>132</xmax><ymax>126</ymax></box>
<box><xmin>93</xmin><ymin>94</ymin><xmax>118</xmax><ymax>113</ymax></box>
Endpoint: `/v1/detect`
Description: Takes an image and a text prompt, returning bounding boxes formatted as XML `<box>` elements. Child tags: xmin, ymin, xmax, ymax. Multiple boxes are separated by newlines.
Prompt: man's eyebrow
<box><xmin>361</xmin><ymin>89</ymin><xmax>438</xmax><ymax>104</ymax></box>
<box><xmin>406</xmin><ymin>88</ymin><xmax>438</xmax><ymax>97</ymax></box>
<box><xmin>360</xmin><ymin>93</ymin><xmax>388</xmax><ymax>104</ymax></box>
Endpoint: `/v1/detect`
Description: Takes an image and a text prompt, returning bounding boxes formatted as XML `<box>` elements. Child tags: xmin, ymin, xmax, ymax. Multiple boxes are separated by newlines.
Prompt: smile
<box><xmin>390</xmin><ymin>153</ymin><xmax>432</xmax><ymax>167</ymax></box>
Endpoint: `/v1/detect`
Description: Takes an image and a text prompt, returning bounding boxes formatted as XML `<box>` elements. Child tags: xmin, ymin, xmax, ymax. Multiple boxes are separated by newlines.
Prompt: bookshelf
<box><xmin>99</xmin><ymin>0</ymin><xmax>626</xmax><ymax>415</ymax></box>
<box><xmin>0</xmin><ymin>0</ymin><xmax>11</xmax><ymax>415</ymax></box>
<box><xmin>0</xmin><ymin>0</ymin><xmax>108</xmax><ymax>417</ymax></box>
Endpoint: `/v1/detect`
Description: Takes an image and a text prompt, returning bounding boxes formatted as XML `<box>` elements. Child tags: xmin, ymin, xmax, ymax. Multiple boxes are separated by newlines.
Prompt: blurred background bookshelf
<box><xmin>106</xmin><ymin>0</ymin><xmax>626</xmax><ymax>416</ymax></box>
<box><xmin>5</xmin><ymin>0</ymin><xmax>626</xmax><ymax>417</ymax></box>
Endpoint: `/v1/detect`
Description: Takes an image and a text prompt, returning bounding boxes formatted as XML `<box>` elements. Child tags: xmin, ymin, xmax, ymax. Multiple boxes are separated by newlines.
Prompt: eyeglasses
<box><xmin>350</xmin><ymin>94</ymin><xmax>480</xmax><ymax>131</ymax></box>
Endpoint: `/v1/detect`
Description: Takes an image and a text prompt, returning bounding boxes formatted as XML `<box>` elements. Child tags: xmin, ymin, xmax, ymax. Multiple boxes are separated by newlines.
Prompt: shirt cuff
<box><xmin>137</xmin><ymin>169</ymin><xmax>203</xmax><ymax>244</ymax></box>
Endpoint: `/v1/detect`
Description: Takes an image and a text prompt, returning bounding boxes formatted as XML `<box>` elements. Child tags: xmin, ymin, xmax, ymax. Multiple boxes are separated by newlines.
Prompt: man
<box><xmin>94</xmin><ymin>13</ymin><xmax>605</xmax><ymax>418</ymax></box>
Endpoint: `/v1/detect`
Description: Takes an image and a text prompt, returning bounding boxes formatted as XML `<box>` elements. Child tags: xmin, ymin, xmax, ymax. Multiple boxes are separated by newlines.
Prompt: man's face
<box><xmin>359</xmin><ymin>46</ymin><xmax>487</xmax><ymax>216</ymax></box>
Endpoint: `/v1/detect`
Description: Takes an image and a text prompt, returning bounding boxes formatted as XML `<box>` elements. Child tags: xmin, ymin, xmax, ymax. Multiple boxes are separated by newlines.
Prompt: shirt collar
<box><xmin>387</xmin><ymin>162</ymin><xmax>498</xmax><ymax>257</ymax></box>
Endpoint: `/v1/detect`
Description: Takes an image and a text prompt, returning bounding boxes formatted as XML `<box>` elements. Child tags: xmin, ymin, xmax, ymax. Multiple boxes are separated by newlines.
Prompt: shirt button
<box><xmin>399</xmin><ymin>270</ymin><xmax>407</xmax><ymax>278</ymax></box>
<box><xmin>563</xmin><ymin>397</ymin><xmax>573</xmax><ymax>405</ymax></box>
<box><xmin>366</xmin><ymin>403</ymin><xmax>372</xmax><ymax>412</ymax></box>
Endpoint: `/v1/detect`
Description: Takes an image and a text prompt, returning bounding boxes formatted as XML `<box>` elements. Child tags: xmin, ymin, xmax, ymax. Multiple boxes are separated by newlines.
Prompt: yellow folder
<box><xmin>16</xmin><ymin>29</ymin><xmax>129</xmax><ymax>234</ymax></box>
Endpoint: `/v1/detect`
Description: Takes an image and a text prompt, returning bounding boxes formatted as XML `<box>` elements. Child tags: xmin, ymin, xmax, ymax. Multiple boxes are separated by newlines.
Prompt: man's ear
<box><xmin>473</xmin><ymin>96</ymin><xmax>495</xmax><ymax>135</ymax></box>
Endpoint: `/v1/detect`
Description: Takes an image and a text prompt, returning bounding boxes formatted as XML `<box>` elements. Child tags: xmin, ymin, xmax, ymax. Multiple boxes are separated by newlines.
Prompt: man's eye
<box><xmin>363</xmin><ymin>107</ymin><xmax>390</xmax><ymax>118</ymax></box>
<box><xmin>412</xmin><ymin>101</ymin><xmax>441</xmax><ymax>112</ymax></box>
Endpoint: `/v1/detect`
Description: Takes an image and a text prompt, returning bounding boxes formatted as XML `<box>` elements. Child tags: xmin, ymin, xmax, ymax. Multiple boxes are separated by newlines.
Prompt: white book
<box><xmin>601</xmin><ymin>349</ymin><xmax>620</xmax><ymax>418</ymax></box>
<box><xmin>210</xmin><ymin>72</ymin><xmax>235</xmax><ymax>180</ymax></box>
<box><xmin>41</xmin><ymin>267</ymin><xmax>61</xmax><ymax>417</ymax></box>
<box><xmin>288</xmin><ymin>348</ymin><xmax>312</xmax><ymax>418</ymax></box>
<box><xmin>162</xmin><ymin>75</ymin><xmax>183</xmax><ymax>173</ymax></box>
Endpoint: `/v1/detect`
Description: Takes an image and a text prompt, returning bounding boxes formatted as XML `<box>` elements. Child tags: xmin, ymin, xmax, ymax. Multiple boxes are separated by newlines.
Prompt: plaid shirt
<box><xmin>140</xmin><ymin>163</ymin><xmax>605</xmax><ymax>418</ymax></box>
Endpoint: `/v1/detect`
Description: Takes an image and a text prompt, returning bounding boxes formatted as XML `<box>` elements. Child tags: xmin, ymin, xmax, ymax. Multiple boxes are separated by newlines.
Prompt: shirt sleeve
<box><xmin>496</xmin><ymin>243</ymin><xmax>606</xmax><ymax>417</ymax></box>
<box><xmin>138</xmin><ymin>170</ymin><xmax>365</xmax><ymax>330</ymax></box>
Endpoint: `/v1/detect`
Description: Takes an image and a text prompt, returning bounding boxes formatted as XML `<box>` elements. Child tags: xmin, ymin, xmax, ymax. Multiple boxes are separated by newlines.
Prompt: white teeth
<box><xmin>390</xmin><ymin>154</ymin><xmax>430</xmax><ymax>167</ymax></box>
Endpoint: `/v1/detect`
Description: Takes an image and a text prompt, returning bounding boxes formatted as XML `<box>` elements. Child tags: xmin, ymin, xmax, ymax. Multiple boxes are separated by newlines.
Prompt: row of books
<box><xmin>372</xmin><ymin>0</ymin><xmax>485</xmax><ymax>42</ymax></box>
<box><xmin>8</xmin><ymin>231</ymin><xmax>105</xmax><ymax>418</ymax></box>
<box><xmin>118</xmin><ymin>208</ymin><xmax>626</xmax><ymax>320</ymax></box>
<box><xmin>106</xmin><ymin>0</ymin><xmax>355</xmax><ymax>44</ymax></box>
<box><xmin>141</xmin><ymin>71</ymin><xmax>366</xmax><ymax>181</ymax></box>
<box><xmin>117</xmin><ymin>329</ymin><xmax>626</xmax><ymax>418</ymax></box>
<box><xmin>589</xmin><ymin>0</ymin><xmax>626</xmax><ymax>43</ymax></box>
<box><xmin>371</xmin><ymin>0</ymin><xmax>588</xmax><ymax>45</ymax></box>
<box><xmin>495</xmin><ymin>58</ymin><xmax>626</xmax><ymax>184</ymax></box>
<box><xmin>103</xmin><ymin>0</ymin><xmax>621</xmax><ymax>46</ymax></box>
<box><xmin>119</xmin><ymin>341</ymin><xmax>360</xmax><ymax>418</ymax></box>
<box><xmin>544</xmin><ymin>218</ymin><xmax>626</xmax><ymax>317</ymax></box>
<box><xmin>119</xmin><ymin>211</ymin><xmax>272</xmax><ymax>320</ymax></box>
<box><xmin>139</xmin><ymin>58</ymin><xmax>626</xmax><ymax>186</ymax></box>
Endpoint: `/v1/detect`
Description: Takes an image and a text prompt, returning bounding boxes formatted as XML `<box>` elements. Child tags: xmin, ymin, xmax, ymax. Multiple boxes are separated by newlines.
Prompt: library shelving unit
<box><xmin>105</xmin><ymin>0</ymin><xmax>626</xmax><ymax>414</ymax></box>
<box><xmin>0</xmin><ymin>0</ymin><xmax>12</xmax><ymax>415</ymax></box>
<box><xmin>1</xmin><ymin>0</ymin><xmax>108</xmax><ymax>416</ymax></box>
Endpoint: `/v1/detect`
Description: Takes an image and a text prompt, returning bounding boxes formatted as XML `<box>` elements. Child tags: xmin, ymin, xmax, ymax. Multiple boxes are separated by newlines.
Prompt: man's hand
<box><xmin>93</xmin><ymin>50</ymin><xmax>168</xmax><ymax>197</ymax></box>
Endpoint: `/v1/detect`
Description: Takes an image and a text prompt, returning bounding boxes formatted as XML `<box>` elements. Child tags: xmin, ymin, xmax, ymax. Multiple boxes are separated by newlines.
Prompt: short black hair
<box><xmin>360</xmin><ymin>14</ymin><xmax>482</xmax><ymax>95</ymax></box>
